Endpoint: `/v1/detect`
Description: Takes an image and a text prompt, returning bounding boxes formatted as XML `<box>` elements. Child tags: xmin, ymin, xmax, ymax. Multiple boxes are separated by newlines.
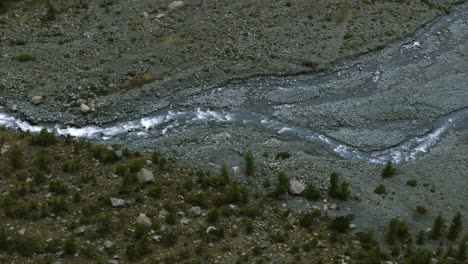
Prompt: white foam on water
<box><xmin>141</xmin><ymin>115</ymin><xmax>165</xmax><ymax>130</ymax></box>
<box><xmin>0</xmin><ymin>107</ymin><xmax>466</xmax><ymax>165</ymax></box>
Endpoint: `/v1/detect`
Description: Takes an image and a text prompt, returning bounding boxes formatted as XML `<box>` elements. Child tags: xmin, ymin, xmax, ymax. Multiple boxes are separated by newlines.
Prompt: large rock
<box><xmin>188</xmin><ymin>206</ymin><xmax>202</xmax><ymax>217</ymax></box>
<box><xmin>289</xmin><ymin>180</ymin><xmax>305</xmax><ymax>195</ymax></box>
<box><xmin>168</xmin><ymin>1</ymin><xmax>184</xmax><ymax>10</ymax></box>
<box><xmin>136</xmin><ymin>213</ymin><xmax>152</xmax><ymax>227</ymax></box>
<box><xmin>31</xmin><ymin>96</ymin><xmax>43</xmax><ymax>105</ymax></box>
<box><xmin>80</xmin><ymin>103</ymin><xmax>90</xmax><ymax>113</ymax></box>
<box><xmin>110</xmin><ymin>197</ymin><xmax>125</xmax><ymax>207</ymax></box>
<box><xmin>136</xmin><ymin>168</ymin><xmax>155</xmax><ymax>183</ymax></box>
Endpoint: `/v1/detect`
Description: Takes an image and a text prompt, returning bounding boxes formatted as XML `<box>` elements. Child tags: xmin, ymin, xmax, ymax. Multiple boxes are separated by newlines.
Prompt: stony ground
<box><xmin>0</xmin><ymin>0</ymin><xmax>463</xmax><ymax>125</ymax></box>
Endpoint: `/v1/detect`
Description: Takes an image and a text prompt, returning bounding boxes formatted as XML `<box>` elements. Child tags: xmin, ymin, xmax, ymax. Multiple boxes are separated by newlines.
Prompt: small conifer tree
<box><xmin>448</xmin><ymin>212</ymin><xmax>463</xmax><ymax>241</ymax></box>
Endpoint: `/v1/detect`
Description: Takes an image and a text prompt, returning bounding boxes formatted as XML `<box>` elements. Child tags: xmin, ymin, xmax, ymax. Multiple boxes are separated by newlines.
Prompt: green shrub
<box><xmin>30</xmin><ymin>129</ymin><xmax>57</xmax><ymax>147</ymax></box>
<box><xmin>415</xmin><ymin>205</ymin><xmax>428</xmax><ymax>215</ymax></box>
<box><xmin>299</xmin><ymin>211</ymin><xmax>320</xmax><ymax>228</ymax></box>
<box><xmin>33</xmin><ymin>171</ymin><xmax>46</xmax><ymax>184</ymax></box>
<box><xmin>134</xmin><ymin>223</ymin><xmax>147</xmax><ymax>240</ymax></box>
<box><xmin>165</xmin><ymin>210</ymin><xmax>177</xmax><ymax>225</ymax></box>
<box><xmin>62</xmin><ymin>159</ymin><xmax>81</xmax><ymax>173</ymax></box>
<box><xmin>275</xmin><ymin>152</ymin><xmax>291</xmax><ymax>160</ymax></box>
<box><xmin>374</xmin><ymin>184</ymin><xmax>386</xmax><ymax>195</ymax></box>
<box><xmin>97</xmin><ymin>214</ymin><xmax>113</xmax><ymax>234</ymax></box>
<box><xmin>270</xmin><ymin>232</ymin><xmax>289</xmax><ymax>243</ymax></box>
<box><xmin>8</xmin><ymin>145</ymin><xmax>24</xmax><ymax>170</ymax></box>
<box><xmin>64</xmin><ymin>237</ymin><xmax>76</xmax><ymax>255</ymax></box>
<box><xmin>381</xmin><ymin>161</ymin><xmax>397</xmax><ymax>177</ymax></box>
<box><xmin>448</xmin><ymin>212</ymin><xmax>463</xmax><ymax>241</ymax></box>
<box><xmin>386</xmin><ymin>218</ymin><xmax>410</xmax><ymax>244</ymax></box>
<box><xmin>328</xmin><ymin>172</ymin><xmax>340</xmax><ymax>197</ymax></box>
<box><xmin>330</xmin><ymin>215</ymin><xmax>354</xmax><ymax>233</ymax></box>
<box><xmin>0</xmin><ymin>228</ymin><xmax>8</xmax><ymax>251</ymax></box>
<box><xmin>328</xmin><ymin>172</ymin><xmax>351</xmax><ymax>200</ymax></box>
<box><xmin>224</xmin><ymin>182</ymin><xmax>249</xmax><ymax>205</ymax></box>
<box><xmin>218</xmin><ymin>162</ymin><xmax>230</xmax><ymax>186</ymax></box>
<box><xmin>35</xmin><ymin>149</ymin><xmax>50</xmax><ymax>172</ymax></box>
<box><xmin>129</xmin><ymin>158</ymin><xmax>145</xmax><ymax>173</ymax></box>
<box><xmin>126</xmin><ymin>236</ymin><xmax>152</xmax><ymax>260</ymax></box>
<box><xmin>49</xmin><ymin>180</ymin><xmax>68</xmax><ymax>194</ymax></box>
<box><xmin>15</xmin><ymin>53</ymin><xmax>36</xmax><ymax>62</ymax></box>
<box><xmin>161</xmin><ymin>231</ymin><xmax>178</xmax><ymax>247</ymax></box>
<box><xmin>430</xmin><ymin>215</ymin><xmax>445</xmax><ymax>239</ymax></box>
<box><xmin>148</xmin><ymin>185</ymin><xmax>162</xmax><ymax>199</ymax></box>
<box><xmin>13</xmin><ymin>235</ymin><xmax>42</xmax><ymax>256</ymax></box>
<box><xmin>48</xmin><ymin>198</ymin><xmax>67</xmax><ymax>214</ymax></box>
<box><xmin>275</xmin><ymin>171</ymin><xmax>290</xmax><ymax>197</ymax></box>
<box><xmin>244</xmin><ymin>151</ymin><xmax>255</xmax><ymax>177</ymax></box>
<box><xmin>406</xmin><ymin>179</ymin><xmax>417</xmax><ymax>187</ymax></box>
<box><xmin>206</xmin><ymin>209</ymin><xmax>219</xmax><ymax>224</ymax></box>
<box><xmin>43</xmin><ymin>0</ymin><xmax>58</xmax><ymax>21</ymax></box>
<box><xmin>303</xmin><ymin>182</ymin><xmax>321</xmax><ymax>200</ymax></box>
<box><xmin>301</xmin><ymin>60</ymin><xmax>318</xmax><ymax>68</ymax></box>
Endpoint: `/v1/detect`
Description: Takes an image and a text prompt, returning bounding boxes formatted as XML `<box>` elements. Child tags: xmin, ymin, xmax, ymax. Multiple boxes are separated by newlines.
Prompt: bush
<box><xmin>275</xmin><ymin>152</ymin><xmax>291</xmax><ymax>160</ymax></box>
<box><xmin>148</xmin><ymin>185</ymin><xmax>162</xmax><ymax>199</ymax></box>
<box><xmin>62</xmin><ymin>159</ymin><xmax>81</xmax><ymax>173</ymax></box>
<box><xmin>126</xmin><ymin>236</ymin><xmax>152</xmax><ymax>260</ymax></box>
<box><xmin>328</xmin><ymin>172</ymin><xmax>340</xmax><ymax>197</ymax></box>
<box><xmin>165</xmin><ymin>211</ymin><xmax>177</xmax><ymax>225</ymax></box>
<box><xmin>303</xmin><ymin>182</ymin><xmax>321</xmax><ymax>200</ymax></box>
<box><xmin>386</xmin><ymin>218</ymin><xmax>410</xmax><ymax>244</ymax></box>
<box><xmin>328</xmin><ymin>172</ymin><xmax>351</xmax><ymax>200</ymax></box>
<box><xmin>30</xmin><ymin>129</ymin><xmax>57</xmax><ymax>147</ymax></box>
<box><xmin>49</xmin><ymin>180</ymin><xmax>68</xmax><ymax>194</ymax></box>
<box><xmin>161</xmin><ymin>231</ymin><xmax>178</xmax><ymax>247</ymax></box>
<box><xmin>218</xmin><ymin>162</ymin><xmax>230</xmax><ymax>186</ymax></box>
<box><xmin>374</xmin><ymin>184</ymin><xmax>386</xmax><ymax>195</ymax></box>
<box><xmin>8</xmin><ymin>145</ymin><xmax>24</xmax><ymax>170</ymax></box>
<box><xmin>415</xmin><ymin>205</ymin><xmax>428</xmax><ymax>215</ymax></box>
<box><xmin>275</xmin><ymin>171</ymin><xmax>290</xmax><ymax>197</ymax></box>
<box><xmin>64</xmin><ymin>237</ymin><xmax>76</xmax><ymax>255</ymax></box>
<box><xmin>35</xmin><ymin>149</ymin><xmax>50</xmax><ymax>172</ymax></box>
<box><xmin>244</xmin><ymin>151</ymin><xmax>255</xmax><ymax>177</ymax></box>
<box><xmin>13</xmin><ymin>235</ymin><xmax>42</xmax><ymax>257</ymax></box>
<box><xmin>43</xmin><ymin>0</ymin><xmax>58</xmax><ymax>21</ymax></box>
<box><xmin>381</xmin><ymin>161</ymin><xmax>397</xmax><ymax>177</ymax></box>
<box><xmin>301</xmin><ymin>60</ymin><xmax>318</xmax><ymax>68</ymax></box>
<box><xmin>15</xmin><ymin>53</ymin><xmax>36</xmax><ymax>62</ymax></box>
<box><xmin>299</xmin><ymin>211</ymin><xmax>321</xmax><ymax>228</ymax></box>
<box><xmin>330</xmin><ymin>215</ymin><xmax>354</xmax><ymax>233</ymax></box>
<box><xmin>406</xmin><ymin>179</ymin><xmax>417</xmax><ymax>187</ymax></box>
<box><xmin>0</xmin><ymin>228</ymin><xmax>9</xmax><ymax>251</ymax></box>
<box><xmin>206</xmin><ymin>209</ymin><xmax>219</xmax><ymax>224</ymax></box>
<box><xmin>224</xmin><ymin>182</ymin><xmax>249</xmax><ymax>205</ymax></box>
<box><xmin>430</xmin><ymin>215</ymin><xmax>445</xmax><ymax>239</ymax></box>
<box><xmin>49</xmin><ymin>198</ymin><xmax>68</xmax><ymax>213</ymax></box>
<box><xmin>448</xmin><ymin>212</ymin><xmax>463</xmax><ymax>241</ymax></box>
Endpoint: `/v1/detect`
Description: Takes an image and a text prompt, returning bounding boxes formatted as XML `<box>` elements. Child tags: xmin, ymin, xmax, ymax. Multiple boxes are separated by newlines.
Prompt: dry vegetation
<box><xmin>0</xmin><ymin>128</ymin><xmax>466</xmax><ymax>263</ymax></box>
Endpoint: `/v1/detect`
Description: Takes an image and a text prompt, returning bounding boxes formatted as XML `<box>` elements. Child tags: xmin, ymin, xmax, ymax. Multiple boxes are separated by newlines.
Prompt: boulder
<box><xmin>206</xmin><ymin>226</ymin><xmax>216</xmax><ymax>234</ymax></box>
<box><xmin>180</xmin><ymin>217</ymin><xmax>192</xmax><ymax>225</ymax></box>
<box><xmin>168</xmin><ymin>1</ymin><xmax>184</xmax><ymax>10</ymax></box>
<box><xmin>136</xmin><ymin>213</ymin><xmax>152</xmax><ymax>227</ymax></box>
<box><xmin>136</xmin><ymin>168</ymin><xmax>155</xmax><ymax>183</ymax></box>
<box><xmin>289</xmin><ymin>180</ymin><xmax>305</xmax><ymax>195</ymax></box>
<box><xmin>31</xmin><ymin>96</ymin><xmax>43</xmax><ymax>105</ymax></box>
<box><xmin>75</xmin><ymin>226</ymin><xmax>86</xmax><ymax>236</ymax></box>
<box><xmin>110</xmin><ymin>197</ymin><xmax>125</xmax><ymax>207</ymax></box>
<box><xmin>188</xmin><ymin>206</ymin><xmax>202</xmax><ymax>217</ymax></box>
<box><xmin>80</xmin><ymin>103</ymin><xmax>90</xmax><ymax>113</ymax></box>
<box><xmin>103</xmin><ymin>240</ymin><xmax>115</xmax><ymax>249</ymax></box>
